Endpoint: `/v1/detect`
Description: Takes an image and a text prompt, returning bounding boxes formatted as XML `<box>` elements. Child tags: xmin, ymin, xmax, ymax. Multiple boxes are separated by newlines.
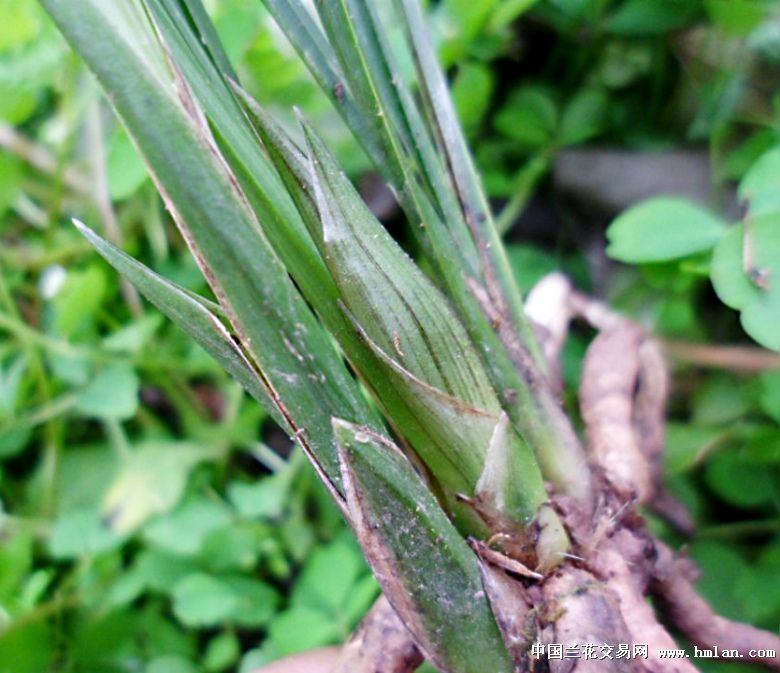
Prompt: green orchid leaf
<box><xmin>302</xmin><ymin>122</ymin><xmax>540</xmax><ymax>508</ymax></box>
<box><xmin>241</xmin><ymin>96</ymin><xmax>567</xmax><ymax>541</ymax></box>
<box><xmin>73</xmin><ymin>219</ymin><xmax>288</xmax><ymax>433</ymax></box>
<box><xmin>261</xmin><ymin>0</ymin><xmax>383</xmax><ymax>167</ymax></box>
<box><xmin>300</xmin><ymin>118</ymin><xmax>568</xmax><ymax>546</ymax></box>
<box><xmin>44</xmin><ymin>0</ymin><xmax>381</xmax><ymax>490</ymax></box>
<box><xmin>343</xmin><ymin>313</ymin><xmax>499</xmax><ymax>513</ymax></box>
<box><xmin>395</xmin><ymin>0</ymin><xmax>490</xmax><ymax>233</ymax></box>
<box><xmin>395</xmin><ymin>0</ymin><xmax>540</xmax><ymax>358</ymax></box>
<box><xmin>241</xmin><ymin>94</ymin><xmax>504</xmax><ymax>524</ymax></box>
<box><xmin>333</xmin><ymin>419</ymin><xmax>514</xmax><ymax>673</ymax></box>
<box><xmin>475</xmin><ymin>412</ymin><xmax>545</xmax><ymax>525</ymax></box>
<box><xmin>302</xmin><ymin>120</ymin><xmax>497</xmax><ymax>413</ymax></box>
<box><xmin>236</xmin><ymin>92</ymin><xmax>498</xmax><ymax>526</ymax></box>
<box><xmin>265</xmin><ymin>0</ymin><xmax>485</xmax><ymax>299</ymax></box>
<box><xmin>314</xmin><ymin>0</ymin><xmax>413</xmax><ymax>189</ymax></box>
<box><xmin>258</xmin><ymin>0</ymin><xmax>589</xmax><ymax>505</ymax></box>
<box><xmin>144</xmin><ymin>0</ymin><xmax>349</xmax><ymax>341</ymax></box>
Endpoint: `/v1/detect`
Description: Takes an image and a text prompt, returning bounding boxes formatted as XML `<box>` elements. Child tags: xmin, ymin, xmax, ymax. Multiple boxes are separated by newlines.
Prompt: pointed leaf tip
<box><xmin>475</xmin><ymin>411</ymin><xmax>548</xmax><ymax>526</ymax></box>
<box><xmin>68</xmin><ymin>219</ymin><xmax>290</xmax><ymax>434</ymax></box>
<box><xmin>299</xmin><ymin>121</ymin><xmax>515</xmax><ymax>509</ymax></box>
<box><xmin>333</xmin><ymin>418</ymin><xmax>514</xmax><ymax>673</ymax></box>
<box><xmin>474</xmin><ymin>411</ymin><xmax>570</xmax><ymax>570</ymax></box>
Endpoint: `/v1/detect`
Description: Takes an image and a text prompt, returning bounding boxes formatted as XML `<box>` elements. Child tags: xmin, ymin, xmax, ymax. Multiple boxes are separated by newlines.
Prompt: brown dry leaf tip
<box><xmin>470</xmin><ymin>539</ymin><xmax>544</xmax><ymax>580</ymax></box>
<box><xmin>329</xmin><ymin>596</ymin><xmax>422</xmax><ymax>673</ymax></box>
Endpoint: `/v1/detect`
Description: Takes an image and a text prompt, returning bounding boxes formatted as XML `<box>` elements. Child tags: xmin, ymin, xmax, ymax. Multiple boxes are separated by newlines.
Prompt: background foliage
<box><xmin>0</xmin><ymin>0</ymin><xmax>778</xmax><ymax>671</ymax></box>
